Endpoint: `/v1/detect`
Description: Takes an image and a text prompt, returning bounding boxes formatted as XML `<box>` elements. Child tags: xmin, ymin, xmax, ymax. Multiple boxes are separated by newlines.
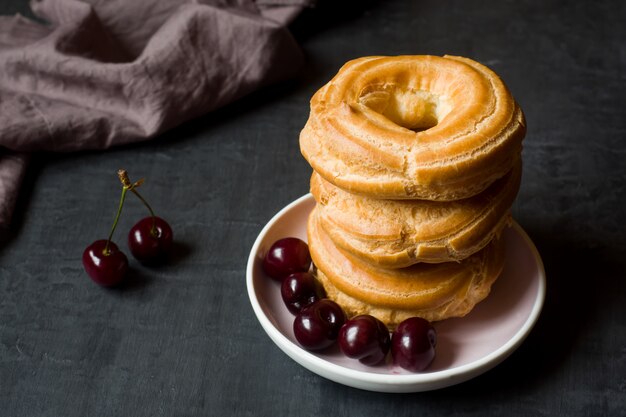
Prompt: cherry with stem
<box><xmin>82</xmin><ymin>176</ymin><xmax>131</xmax><ymax>287</ymax></box>
<box><xmin>119</xmin><ymin>170</ymin><xmax>173</xmax><ymax>264</ymax></box>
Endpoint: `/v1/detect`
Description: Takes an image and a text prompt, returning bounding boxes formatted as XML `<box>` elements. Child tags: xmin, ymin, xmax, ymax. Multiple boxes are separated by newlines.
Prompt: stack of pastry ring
<box><xmin>299</xmin><ymin>55</ymin><xmax>526</xmax><ymax>328</ymax></box>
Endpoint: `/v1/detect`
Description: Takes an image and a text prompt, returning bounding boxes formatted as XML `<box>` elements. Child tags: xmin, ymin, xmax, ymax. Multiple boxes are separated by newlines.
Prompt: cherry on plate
<box><xmin>293</xmin><ymin>299</ymin><xmax>346</xmax><ymax>351</ymax></box>
<box><xmin>82</xmin><ymin>240</ymin><xmax>128</xmax><ymax>287</ymax></box>
<box><xmin>338</xmin><ymin>315</ymin><xmax>391</xmax><ymax>366</ymax></box>
<box><xmin>391</xmin><ymin>317</ymin><xmax>437</xmax><ymax>372</ymax></box>
<box><xmin>263</xmin><ymin>237</ymin><xmax>311</xmax><ymax>281</ymax></box>
<box><xmin>281</xmin><ymin>272</ymin><xmax>326</xmax><ymax>315</ymax></box>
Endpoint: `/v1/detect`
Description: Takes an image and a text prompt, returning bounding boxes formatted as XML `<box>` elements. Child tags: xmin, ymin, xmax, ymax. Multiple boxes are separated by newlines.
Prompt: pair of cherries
<box><xmin>82</xmin><ymin>170</ymin><xmax>173</xmax><ymax>287</ymax></box>
<box><xmin>263</xmin><ymin>237</ymin><xmax>437</xmax><ymax>372</ymax></box>
<box><xmin>341</xmin><ymin>315</ymin><xmax>437</xmax><ymax>372</ymax></box>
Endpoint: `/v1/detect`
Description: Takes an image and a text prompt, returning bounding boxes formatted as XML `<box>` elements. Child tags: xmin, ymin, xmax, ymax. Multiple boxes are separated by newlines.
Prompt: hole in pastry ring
<box><xmin>300</xmin><ymin>55</ymin><xmax>526</xmax><ymax>200</ymax></box>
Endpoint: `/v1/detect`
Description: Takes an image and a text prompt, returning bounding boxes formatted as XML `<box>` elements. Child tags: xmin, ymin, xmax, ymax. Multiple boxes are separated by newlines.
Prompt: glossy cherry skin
<box><xmin>338</xmin><ymin>315</ymin><xmax>391</xmax><ymax>365</ymax></box>
<box><xmin>293</xmin><ymin>299</ymin><xmax>346</xmax><ymax>351</ymax></box>
<box><xmin>281</xmin><ymin>272</ymin><xmax>326</xmax><ymax>315</ymax></box>
<box><xmin>82</xmin><ymin>240</ymin><xmax>128</xmax><ymax>287</ymax></box>
<box><xmin>128</xmin><ymin>216</ymin><xmax>173</xmax><ymax>264</ymax></box>
<box><xmin>391</xmin><ymin>317</ymin><xmax>437</xmax><ymax>372</ymax></box>
<box><xmin>263</xmin><ymin>237</ymin><xmax>311</xmax><ymax>281</ymax></box>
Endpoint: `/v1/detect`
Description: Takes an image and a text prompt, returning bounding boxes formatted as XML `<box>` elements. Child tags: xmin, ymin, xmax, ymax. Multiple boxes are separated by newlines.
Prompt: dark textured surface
<box><xmin>1</xmin><ymin>0</ymin><xmax>625</xmax><ymax>415</ymax></box>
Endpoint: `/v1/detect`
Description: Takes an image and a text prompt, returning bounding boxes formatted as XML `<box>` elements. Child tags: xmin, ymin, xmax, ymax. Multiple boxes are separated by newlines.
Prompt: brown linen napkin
<box><xmin>0</xmin><ymin>0</ymin><xmax>310</xmax><ymax>227</ymax></box>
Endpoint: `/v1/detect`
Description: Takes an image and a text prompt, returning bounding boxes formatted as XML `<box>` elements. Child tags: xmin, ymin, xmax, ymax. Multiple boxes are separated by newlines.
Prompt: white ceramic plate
<box><xmin>247</xmin><ymin>194</ymin><xmax>546</xmax><ymax>393</ymax></box>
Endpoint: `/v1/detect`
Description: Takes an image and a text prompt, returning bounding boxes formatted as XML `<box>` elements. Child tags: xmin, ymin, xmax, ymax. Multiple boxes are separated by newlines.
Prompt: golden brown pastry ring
<box><xmin>307</xmin><ymin>208</ymin><xmax>505</xmax><ymax>328</ymax></box>
<box><xmin>300</xmin><ymin>55</ymin><xmax>526</xmax><ymax>201</ymax></box>
<box><xmin>311</xmin><ymin>159</ymin><xmax>521</xmax><ymax>268</ymax></box>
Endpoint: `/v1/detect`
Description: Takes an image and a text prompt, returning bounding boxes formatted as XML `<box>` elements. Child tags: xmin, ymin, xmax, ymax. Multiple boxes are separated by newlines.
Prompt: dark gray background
<box><xmin>1</xmin><ymin>0</ymin><xmax>625</xmax><ymax>415</ymax></box>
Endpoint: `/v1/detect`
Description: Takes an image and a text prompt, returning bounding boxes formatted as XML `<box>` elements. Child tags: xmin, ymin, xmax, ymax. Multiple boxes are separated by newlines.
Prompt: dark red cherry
<box><xmin>128</xmin><ymin>216</ymin><xmax>173</xmax><ymax>264</ymax></box>
<box><xmin>263</xmin><ymin>237</ymin><xmax>311</xmax><ymax>281</ymax></box>
<box><xmin>338</xmin><ymin>315</ymin><xmax>391</xmax><ymax>365</ymax></box>
<box><xmin>281</xmin><ymin>272</ymin><xmax>326</xmax><ymax>314</ymax></box>
<box><xmin>391</xmin><ymin>317</ymin><xmax>437</xmax><ymax>372</ymax></box>
<box><xmin>293</xmin><ymin>299</ymin><xmax>346</xmax><ymax>351</ymax></box>
<box><xmin>82</xmin><ymin>240</ymin><xmax>128</xmax><ymax>287</ymax></box>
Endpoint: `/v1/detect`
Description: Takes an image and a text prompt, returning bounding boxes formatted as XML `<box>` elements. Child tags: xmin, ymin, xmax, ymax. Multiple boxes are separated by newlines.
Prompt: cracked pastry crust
<box><xmin>310</xmin><ymin>158</ymin><xmax>521</xmax><ymax>268</ymax></box>
<box><xmin>299</xmin><ymin>55</ymin><xmax>526</xmax><ymax>201</ymax></box>
<box><xmin>307</xmin><ymin>208</ymin><xmax>505</xmax><ymax>328</ymax></box>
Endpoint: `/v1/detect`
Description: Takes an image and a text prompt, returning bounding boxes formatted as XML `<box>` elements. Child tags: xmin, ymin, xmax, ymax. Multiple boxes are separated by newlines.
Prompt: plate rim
<box><xmin>246</xmin><ymin>194</ymin><xmax>546</xmax><ymax>392</ymax></box>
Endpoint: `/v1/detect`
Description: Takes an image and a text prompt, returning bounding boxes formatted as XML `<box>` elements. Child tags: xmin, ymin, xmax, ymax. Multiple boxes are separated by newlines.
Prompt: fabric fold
<box><xmin>0</xmin><ymin>0</ymin><xmax>311</xmax><ymax>227</ymax></box>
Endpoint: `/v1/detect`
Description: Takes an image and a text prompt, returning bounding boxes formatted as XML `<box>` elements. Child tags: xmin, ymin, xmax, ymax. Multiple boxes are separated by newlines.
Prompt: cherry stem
<box><xmin>130</xmin><ymin>188</ymin><xmax>158</xmax><ymax>236</ymax></box>
<box><xmin>104</xmin><ymin>186</ymin><xmax>128</xmax><ymax>255</ymax></box>
<box><xmin>117</xmin><ymin>169</ymin><xmax>158</xmax><ymax>237</ymax></box>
